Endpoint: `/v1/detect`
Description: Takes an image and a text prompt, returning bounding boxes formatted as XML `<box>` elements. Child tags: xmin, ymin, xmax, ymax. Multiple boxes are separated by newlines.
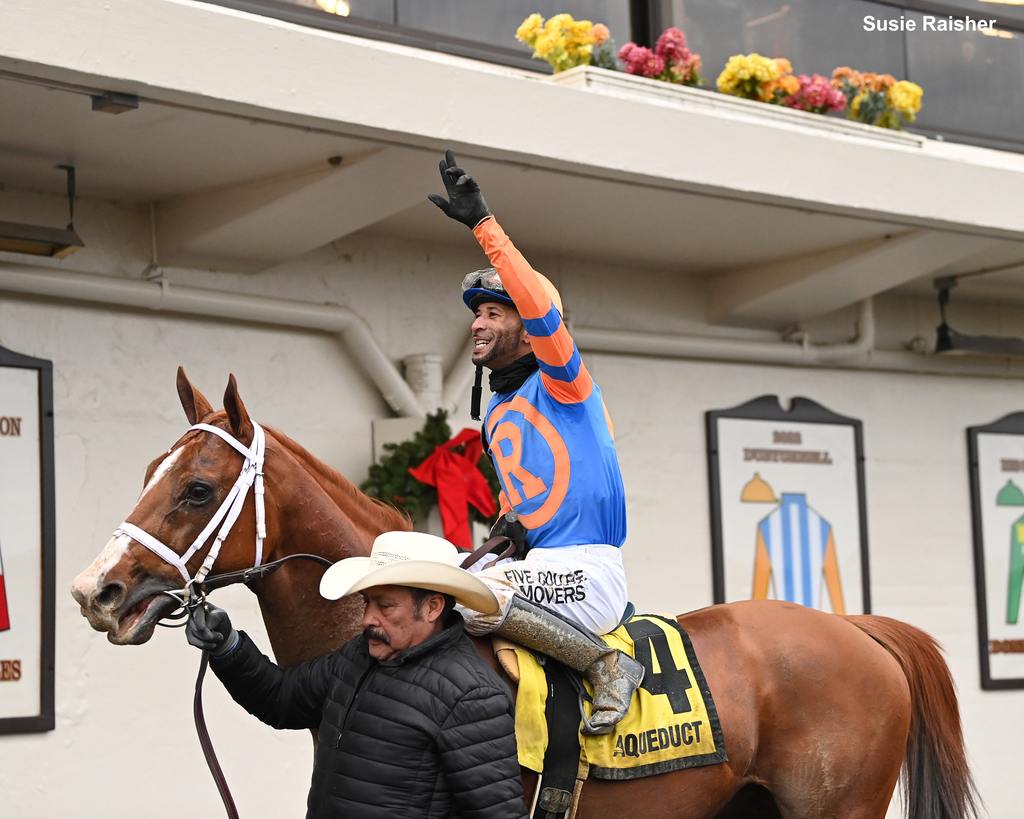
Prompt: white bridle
<box><xmin>114</xmin><ymin>422</ymin><xmax>267</xmax><ymax>602</ymax></box>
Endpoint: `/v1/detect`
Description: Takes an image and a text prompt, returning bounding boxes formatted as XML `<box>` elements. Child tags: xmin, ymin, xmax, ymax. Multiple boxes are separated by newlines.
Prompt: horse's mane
<box><xmin>263</xmin><ymin>424</ymin><xmax>412</xmax><ymax>535</ymax></box>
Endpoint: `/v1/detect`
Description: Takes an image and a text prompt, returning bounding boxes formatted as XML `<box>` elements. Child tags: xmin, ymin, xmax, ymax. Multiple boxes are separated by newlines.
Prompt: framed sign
<box><xmin>967</xmin><ymin>412</ymin><xmax>1024</xmax><ymax>690</ymax></box>
<box><xmin>706</xmin><ymin>395</ymin><xmax>871</xmax><ymax>615</ymax></box>
<box><xmin>0</xmin><ymin>345</ymin><xmax>55</xmax><ymax>733</ymax></box>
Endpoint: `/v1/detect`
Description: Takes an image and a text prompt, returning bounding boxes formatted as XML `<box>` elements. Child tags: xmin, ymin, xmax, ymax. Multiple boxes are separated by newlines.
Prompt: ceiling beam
<box><xmin>156</xmin><ymin>146</ymin><xmax>431</xmax><ymax>269</ymax></box>
<box><xmin>706</xmin><ymin>230</ymin><xmax>998</xmax><ymax>325</ymax></box>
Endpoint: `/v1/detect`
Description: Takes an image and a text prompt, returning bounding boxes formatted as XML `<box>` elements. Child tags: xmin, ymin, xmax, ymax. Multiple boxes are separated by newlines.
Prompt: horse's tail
<box><xmin>846</xmin><ymin>615</ymin><xmax>980</xmax><ymax>819</ymax></box>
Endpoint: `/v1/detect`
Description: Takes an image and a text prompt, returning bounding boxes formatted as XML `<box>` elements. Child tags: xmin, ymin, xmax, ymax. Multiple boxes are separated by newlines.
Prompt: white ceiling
<box><xmin>0</xmin><ymin>76</ymin><xmax>371</xmax><ymax>200</ymax></box>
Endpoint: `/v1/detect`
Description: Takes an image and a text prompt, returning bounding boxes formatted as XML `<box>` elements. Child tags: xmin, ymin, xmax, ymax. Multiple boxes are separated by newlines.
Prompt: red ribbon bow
<box><xmin>408</xmin><ymin>428</ymin><xmax>497</xmax><ymax>551</ymax></box>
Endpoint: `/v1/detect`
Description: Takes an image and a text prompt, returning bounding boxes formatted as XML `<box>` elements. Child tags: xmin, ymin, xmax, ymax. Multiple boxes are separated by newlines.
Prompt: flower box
<box><xmin>548</xmin><ymin>66</ymin><xmax>926</xmax><ymax>149</ymax></box>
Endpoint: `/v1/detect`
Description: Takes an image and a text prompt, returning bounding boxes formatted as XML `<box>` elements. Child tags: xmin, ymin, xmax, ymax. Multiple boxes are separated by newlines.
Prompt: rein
<box><xmin>184</xmin><ymin>552</ymin><xmax>334</xmax><ymax>819</ymax></box>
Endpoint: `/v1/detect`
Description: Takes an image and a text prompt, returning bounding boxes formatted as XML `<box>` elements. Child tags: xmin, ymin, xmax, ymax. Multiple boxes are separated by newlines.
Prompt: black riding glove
<box><xmin>490</xmin><ymin>512</ymin><xmax>528</xmax><ymax>559</ymax></box>
<box><xmin>427</xmin><ymin>149</ymin><xmax>492</xmax><ymax>229</ymax></box>
<box><xmin>186</xmin><ymin>603</ymin><xmax>238</xmax><ymax>657</ymax></box>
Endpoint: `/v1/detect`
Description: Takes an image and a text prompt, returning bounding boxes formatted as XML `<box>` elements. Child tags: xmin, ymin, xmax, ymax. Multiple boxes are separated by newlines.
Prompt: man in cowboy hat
<box><xmin>428</xmin><ymin>151</ymin><xmax>643</xmax><ymax>736</ymax></box>
<box><xmin>186</xmin><ymin>531</ymin><xmax>526</xmax><ymax>819</ymax></box>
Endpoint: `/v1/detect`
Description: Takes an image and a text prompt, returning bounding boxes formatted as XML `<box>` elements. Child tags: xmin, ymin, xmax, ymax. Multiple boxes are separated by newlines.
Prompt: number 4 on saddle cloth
<box><xmin>496</xmin><ymin>615</ymin><xmax>727</xmax><ymax>817</ymax></box>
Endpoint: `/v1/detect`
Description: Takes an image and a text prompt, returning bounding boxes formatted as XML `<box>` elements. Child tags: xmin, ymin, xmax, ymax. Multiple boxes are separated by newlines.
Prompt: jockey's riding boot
<box><xmin>496</xmin><ymin>596</ymin><xmax>644</xmax><ymax>736</ymax></box>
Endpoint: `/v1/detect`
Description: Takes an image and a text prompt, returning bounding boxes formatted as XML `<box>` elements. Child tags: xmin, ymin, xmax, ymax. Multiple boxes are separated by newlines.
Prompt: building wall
<box><xmin>0</xmin><ymin>198</ymin><xmax>1020</xmax><ymax>818</ymax></box>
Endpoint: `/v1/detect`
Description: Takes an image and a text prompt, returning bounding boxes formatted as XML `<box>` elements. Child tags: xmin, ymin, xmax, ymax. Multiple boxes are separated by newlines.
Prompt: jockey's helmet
<box><xmin>461</xmin><ymin>267</ymin><xmax>563</xmax><ymax>315</ymax></box>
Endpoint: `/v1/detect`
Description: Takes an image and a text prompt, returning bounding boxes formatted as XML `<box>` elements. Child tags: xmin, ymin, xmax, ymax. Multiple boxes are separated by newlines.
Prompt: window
<box><xmin>659</xmin><ymin>0</ymin><xmax>1024</xmax><ymax>152</ymax></box>
<box><xmin>905</xmin><ymin>9</ymin><xmax>1024</xmax><ymax>147</ymax></box>
<box><xmin>213</xmin><ymin>1</ymin><xmax>632</xmax><ymax>70</ymax></box>
<box><xmin>661</xmin><ymin>0</ymin><xmax>907</xmax><ymax>82</ymax></box>
<box><xmin>901</xmin><ymin>0</ymin><xmax>1024</xmax><ymax>26</ymax></box>
<box><xmin>391</xmin><ymin>1</ymin><xmax>629</xmax><ymax>53</ymax></box>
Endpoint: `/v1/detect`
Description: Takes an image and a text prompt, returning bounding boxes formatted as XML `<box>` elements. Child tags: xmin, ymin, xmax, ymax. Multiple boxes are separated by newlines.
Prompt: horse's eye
<box><xmin>186</xmin><ymin>482</ymin><xmax>212</xmax><ymax>504</ymax></box>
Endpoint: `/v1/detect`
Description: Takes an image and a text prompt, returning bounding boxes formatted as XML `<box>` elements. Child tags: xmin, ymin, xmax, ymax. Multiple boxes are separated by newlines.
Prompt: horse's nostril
<box><xmin>94</xmin><ymin>581</ymin><xmax>127</xmax><ymax>611</ymax></box>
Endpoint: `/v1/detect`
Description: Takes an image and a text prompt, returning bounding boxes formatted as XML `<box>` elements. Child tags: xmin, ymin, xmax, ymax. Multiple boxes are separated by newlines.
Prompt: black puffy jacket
<box><xmin>210</xmin><ymin>613</ymin><xmax>526</xmax><ymax>819</ymax></box>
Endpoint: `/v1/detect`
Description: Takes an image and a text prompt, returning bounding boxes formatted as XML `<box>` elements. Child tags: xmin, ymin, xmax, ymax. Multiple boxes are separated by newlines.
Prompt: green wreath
<box><xmin>360</xmin><ymin>409</ymin><xmax>500</xmax><ymax>524</ymax></box>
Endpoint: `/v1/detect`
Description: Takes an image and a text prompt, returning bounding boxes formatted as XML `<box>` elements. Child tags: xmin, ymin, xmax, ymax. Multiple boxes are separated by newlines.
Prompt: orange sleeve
<box><xmin>752</xmin><ymin>531</ymin><xmax>772</xmax><ymax>600</ymax></box>
<box><xmin>472</xmin><ymin>217</ymin><xmax>593</xmax><ymax>404</ymax></box>
<box><xmin>822</xmin><ymin>531</ymin><xmax>846</xmax><ymax>615</ymax></box>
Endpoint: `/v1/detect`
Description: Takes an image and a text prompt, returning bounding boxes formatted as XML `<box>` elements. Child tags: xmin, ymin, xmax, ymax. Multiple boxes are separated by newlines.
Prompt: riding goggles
<box><xmin>462</xmin><ymin>267</ymin><xmax>513</xmax><ymax>311</ymax></box>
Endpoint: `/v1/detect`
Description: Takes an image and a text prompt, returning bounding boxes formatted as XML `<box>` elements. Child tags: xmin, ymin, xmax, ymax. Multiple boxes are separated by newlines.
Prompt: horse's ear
<box><xmin>223</xmin><ymin>374</ymin><xmax>254</xmax><ymax>440</ymax></box>
<box><xmin>176</xmin><ymin>366</ymin><xmax>214</xmax><ymax>425</ymax></box>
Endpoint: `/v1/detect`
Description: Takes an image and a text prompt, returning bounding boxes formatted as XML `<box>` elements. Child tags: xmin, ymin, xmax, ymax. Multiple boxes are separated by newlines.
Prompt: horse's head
<box><xmin>72</xmin><ymin>368</ymin><xmax>269</xmax><ymax>645</ymax></box>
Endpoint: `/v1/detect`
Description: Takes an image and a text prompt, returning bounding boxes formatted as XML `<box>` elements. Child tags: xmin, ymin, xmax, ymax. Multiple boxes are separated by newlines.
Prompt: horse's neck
<box><xmin>253</xmin><ymin>430</ymin><xmax>409</xmax><ymax>666</ymax></box>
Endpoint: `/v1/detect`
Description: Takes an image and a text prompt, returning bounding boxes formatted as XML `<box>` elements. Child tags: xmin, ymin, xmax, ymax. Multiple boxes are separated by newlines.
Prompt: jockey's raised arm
<box><xmin>472</xmin><ymin>216</ymin><xmax>593</xmax><ymax>405</ymax></box>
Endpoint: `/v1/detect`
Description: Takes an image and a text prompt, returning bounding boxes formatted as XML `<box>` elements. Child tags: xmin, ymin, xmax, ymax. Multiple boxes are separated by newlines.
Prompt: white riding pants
<box><xmin>458</xmin><ymin>544</ymin><xmax>628</xmax><ymax>636</ymax></box>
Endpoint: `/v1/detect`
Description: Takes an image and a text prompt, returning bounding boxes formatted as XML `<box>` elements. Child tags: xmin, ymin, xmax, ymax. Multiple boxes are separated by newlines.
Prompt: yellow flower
<box><xmin>888</xmin><ymin>80</ymin><xmax>923</xmax><ymax>115</ymax></box>
<box><xmin>545</xmin><ymin>13</ymin><xmax>573</xmax><ymax>33</ymax></box>
<box><xmin>718</xmin><ymin>53</ymin><xmax>786</xmax><ymax>99</ymax></box>
<box><xmin>515</xmin><ymin>12</ymin><xmax>608</xmax><ymax>72</ymax></box>
<box><xmin>515</xmin><ymin>13</ymin><xmax>543</xmax><ymax>46</ymax></box>
<box><xmin>533</xmin><ymin>29</ymin><xmax>558</xmax><ymax>59</ymax></box>
<box><xmin>570</xmin><ymin>19</ymin><xmax>593</xmax><ymax>41</ymax></box>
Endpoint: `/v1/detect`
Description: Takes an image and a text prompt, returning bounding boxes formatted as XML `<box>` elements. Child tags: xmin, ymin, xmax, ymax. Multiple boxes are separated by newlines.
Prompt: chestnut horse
<box><xmin>72</xmin><ymin>371</ymin><xmax>980</xmax><ymax>819</ymax></box>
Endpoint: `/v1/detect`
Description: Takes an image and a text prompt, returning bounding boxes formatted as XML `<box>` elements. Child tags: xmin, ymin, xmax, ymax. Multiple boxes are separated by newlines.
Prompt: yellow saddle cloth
<box><xmin>503</xmin><ymin>614</ymin><xmax>727</xmax><ymax>780</ymax></box>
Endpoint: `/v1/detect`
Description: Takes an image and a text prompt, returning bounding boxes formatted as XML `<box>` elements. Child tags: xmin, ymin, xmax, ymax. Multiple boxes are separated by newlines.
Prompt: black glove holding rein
<box><xmin>186</xmin><ymin>603</ymin><xmax>238</xmax><ymax>656</ymax></box>
<box><xmin>428</xmin><ymin>149</ymin><xmax>492</xmax><ymax>229</ymax></box>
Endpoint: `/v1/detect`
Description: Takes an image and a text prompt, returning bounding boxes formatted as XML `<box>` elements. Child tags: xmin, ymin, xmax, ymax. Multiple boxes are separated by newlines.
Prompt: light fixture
<box><xmin>0</xmin><ymin>165</ymin><xmax>84</xmax><ymax>258</ymax></box>
<box><xmin>315</xmin><ymin>0</ymin><xmax>351</xmax><ymax>15</ymax></box>
<box><xmin>934</xmin><ymin>267</ymin><xmax>1024</xmax><ymax>356</ymax></box>
<box><xmin>91</xmin><ymin>91</ymin><xmax>139</xmax><ymax>115</ymax></box>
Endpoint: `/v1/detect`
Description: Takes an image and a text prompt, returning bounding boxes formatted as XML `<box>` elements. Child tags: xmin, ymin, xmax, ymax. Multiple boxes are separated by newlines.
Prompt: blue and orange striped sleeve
<box><xmin>472</xmin><ymin>216</ymin><xmax>593</xmax><ymax>404</ymax></box>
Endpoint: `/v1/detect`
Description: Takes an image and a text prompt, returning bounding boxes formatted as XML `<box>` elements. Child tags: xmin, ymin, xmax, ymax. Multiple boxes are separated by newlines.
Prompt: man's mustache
<box><xmin>364</xmin><ymin>627</ymin><xmax>390</xmax><ymax>645</ymax></box>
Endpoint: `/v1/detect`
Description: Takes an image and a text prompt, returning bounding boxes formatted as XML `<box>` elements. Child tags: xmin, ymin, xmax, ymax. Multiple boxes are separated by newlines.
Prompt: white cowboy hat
<box><xmin>319</xmin><ymin>531</ymin><xmax>499</xmax><ymax>614</ymax></box>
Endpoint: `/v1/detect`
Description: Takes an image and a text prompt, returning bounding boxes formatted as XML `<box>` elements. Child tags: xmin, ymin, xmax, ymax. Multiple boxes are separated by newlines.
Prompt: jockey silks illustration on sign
<box><xmin>707</xmin><ymin>396</ymin><xmax>871</xmax><ymax>615</ymax></box>
<box><xmin>0</xmin><ymin>349</ymin><xmax>53</xmax><ymax>731</ymax></box>
<box><xmin>0</xmin><ymin>537</ymin><xmax>10</xmax><ymax>632</ymax></box>
<box><xmin>0</xmin><ymin>366</ymin><xmax>40</xmax><ymax>713</ymax></box>
<box><xmin>968</xmin><ymin>415</ymin><xmax>1024</xmax><ymax>689</ymax></box>
<box><xmin>0</xmin><ymin>416</ymin><xmax>22</xmax><ymax>631</ymax></box>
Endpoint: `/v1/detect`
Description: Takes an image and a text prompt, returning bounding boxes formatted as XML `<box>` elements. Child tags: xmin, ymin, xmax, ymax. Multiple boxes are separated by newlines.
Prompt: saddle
<box><xmin>492</xmin><ymin>615</ymin><xmax>728</xmax><ymax>819</ymax></box>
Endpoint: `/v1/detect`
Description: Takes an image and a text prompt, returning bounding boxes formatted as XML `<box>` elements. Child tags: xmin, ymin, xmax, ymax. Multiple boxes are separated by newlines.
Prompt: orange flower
<box><xmin>861</xmin><ymin>72</ymin><xmax>896</xmax><ymax>92</ymax></box>
<box><xmin>779</xmin><ymin>74</ymin><xmax>800</xmax><ymax>95</ymax></box>
<box><xmin>831</xmin><ymin>66</ymin><xmax>862</xmax><ymax>88</ymax></box>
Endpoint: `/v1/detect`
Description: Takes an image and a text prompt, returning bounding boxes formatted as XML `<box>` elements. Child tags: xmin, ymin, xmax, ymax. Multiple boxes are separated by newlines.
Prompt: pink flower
<box><xmin>783</xmin><ymin>73</ymin><xmax>847</xmax><ymax>113</ymax></box>
<box><xmin>655</xmin><ymin>27</ymin><xmax>688</xmax><ymax>63</ymax></box>
<box><xmin>641</xmin><ymin>52</ymin><xmax>666</xmax><ymax>77</ymax></box>
<box><xmin>618</xmin><ymin>42</ymin><xmax>639</xmax><ymax>62</ymax></box>
<box><xmin>618</xmin><ymin>43</ymin><xmax>664</xmax><ymax>78</ymax></box>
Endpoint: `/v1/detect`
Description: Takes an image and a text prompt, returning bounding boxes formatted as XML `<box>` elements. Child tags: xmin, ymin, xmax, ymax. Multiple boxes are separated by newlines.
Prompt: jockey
<box><xmin>429</xmin><ymin>150</ymin><xmax>643</xmax><ymax>735</ymax></box>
